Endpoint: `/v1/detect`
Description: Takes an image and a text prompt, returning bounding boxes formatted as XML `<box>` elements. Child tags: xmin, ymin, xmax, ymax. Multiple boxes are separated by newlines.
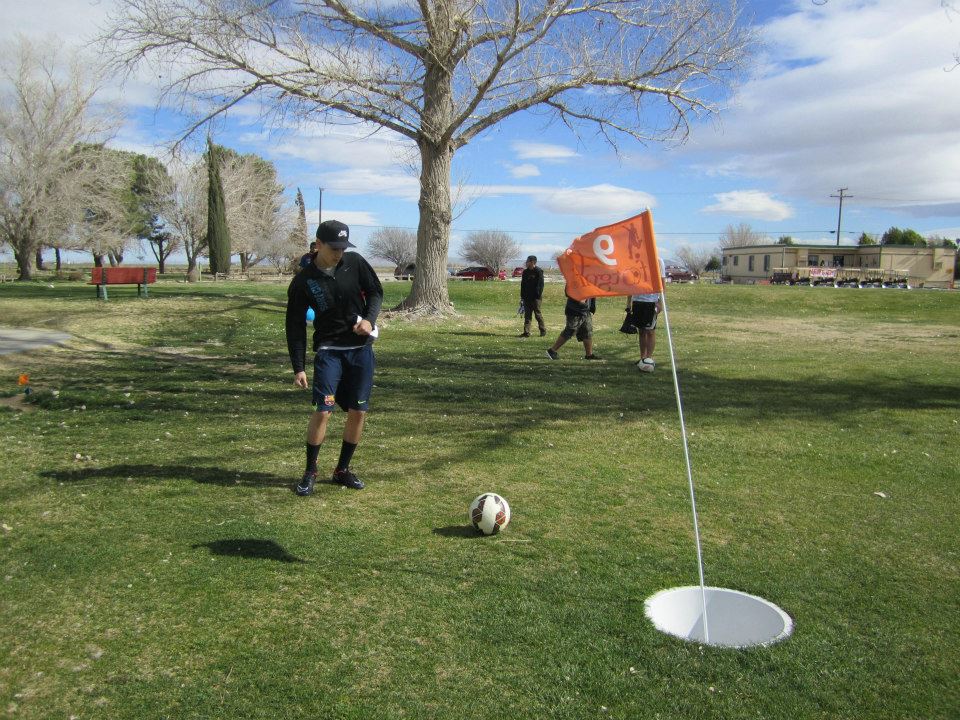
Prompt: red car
<box><xmin>455</xmin><ymin>266</ymin><xmax>495</xmax><ymax>280</ymax></box>
<box><xmin>512</xmin><ymin>266</ymin><xmax>524</xmax><ymax>278</ymax></box>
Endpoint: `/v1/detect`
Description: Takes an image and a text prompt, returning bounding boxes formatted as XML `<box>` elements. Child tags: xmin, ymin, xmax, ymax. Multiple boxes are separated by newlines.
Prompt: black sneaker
<box><xmin>539</xmin><ymin>330</ymin><xmax>547</xmax><ymax>337</ymax></box>
<box><xmin>584</xmin><ymin>354</ymin><xmax>602</xmax><ymax>361</ymax></box>
<box><xmin>518</xmin><ymin>332</ymin><xmax>531</xmax><ymax>337</ymax></box>
<box><xmin>546</xmin><ymin>349</ymin><xmax>559</xmax><ymax>360</ymax></box>
<box><xmin>332</xmin><ymin>469</ymin><xmax>365</xmax><ymax>490</ymax></box>
<box><xmin>296</xmin><ymin>470</ymin><xmax>317</xmax><ymax>496</ymax></box>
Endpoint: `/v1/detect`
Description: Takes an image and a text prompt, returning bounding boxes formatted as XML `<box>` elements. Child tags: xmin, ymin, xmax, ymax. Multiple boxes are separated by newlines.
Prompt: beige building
<box><xmin>721</xmin><ymin>244</ymin><xmax>957</xmax><ymax>289</ymax></box>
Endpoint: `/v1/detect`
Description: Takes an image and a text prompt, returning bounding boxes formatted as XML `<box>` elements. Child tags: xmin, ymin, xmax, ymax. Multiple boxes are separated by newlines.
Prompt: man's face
<box><xmin>315</xmin><ymin>242</ymin><xmax>344</xmax><ymax>267</ymax></box>
<box><xmin>526</xmin><ymin>259</ymin><xmax>535</xmax><ymax>268</ymax></box>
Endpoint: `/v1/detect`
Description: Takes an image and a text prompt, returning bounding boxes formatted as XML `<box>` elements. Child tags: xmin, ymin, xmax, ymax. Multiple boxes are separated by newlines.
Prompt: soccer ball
<box><xmin>469</xmin><ymin>493</ymin><xmax>511</xmax><ymax>535</ymax></box>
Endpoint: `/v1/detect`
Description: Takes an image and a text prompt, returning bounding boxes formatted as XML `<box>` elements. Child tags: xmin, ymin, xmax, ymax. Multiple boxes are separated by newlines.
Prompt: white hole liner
<box><xmin>645</xmin><ymin>586</ymin><xmax>793</xmax><ymax>648</ymax></box>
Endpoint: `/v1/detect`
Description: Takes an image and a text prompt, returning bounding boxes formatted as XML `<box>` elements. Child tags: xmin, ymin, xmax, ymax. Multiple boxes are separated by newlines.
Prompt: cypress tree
<box><xmin>206</xmin><ymin>137</ymin><xmax>232</xmax><ymax>274</ymax></box>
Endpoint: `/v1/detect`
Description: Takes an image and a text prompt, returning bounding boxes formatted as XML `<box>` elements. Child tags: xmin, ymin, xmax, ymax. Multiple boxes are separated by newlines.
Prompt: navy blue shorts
<box><xmin>312</xmin><ymin>345</ymin><xmax>375</xmax><ymax>412</ymax></box>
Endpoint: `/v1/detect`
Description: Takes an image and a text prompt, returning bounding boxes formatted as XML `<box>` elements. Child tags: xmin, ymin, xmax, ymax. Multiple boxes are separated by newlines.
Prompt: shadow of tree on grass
<box><xmin>41</xmin><ymin>463</ymin><xmax>289</xmax><ymax>488</ymax></box>
<box><xmin>193</xmin><ymin>538</ymin><xmax>306</xmax><ymax>563</ymax></box>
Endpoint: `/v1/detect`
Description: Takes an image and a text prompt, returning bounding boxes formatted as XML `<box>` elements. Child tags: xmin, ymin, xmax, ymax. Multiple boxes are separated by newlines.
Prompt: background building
<box><xmin>721</xmin><ymin>244</ymin><xmax>956</xmax><ymax>289</ymax></box>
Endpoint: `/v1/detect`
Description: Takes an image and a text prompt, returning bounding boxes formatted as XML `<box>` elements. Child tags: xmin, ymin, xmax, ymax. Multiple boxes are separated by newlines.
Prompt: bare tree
<box><xmin>461</xmin><ymin>230</ymin><xmax>520</xmax><ymax>273</ymax></box>
<box><xmin>675</xmin><ymin>245</ymin><xmax>716</xmax><ymax>276</ymax></box>
<box><xmin>0</xmin><ymin>37</ymin><xmax>119</xmax><ymax>280</ymax></box>
<box><xmin>104</xmin><ymin>0</ymin><xmax>752</xmax><ymax>312</ymax></box>
<box><xmin>367</xmin><ymin>227</ymin><xmax>417</xmax><ymax>274</ymax></box>
<box><xmin>718</xmin><ymin>223</ymin><xmax>767</xmax><ymax>249</ymax></box>
<box><xmin>219</xmin><ymin>149</ymin><xmax>286</xmax><ymax>272</ymax></box>
<box><xmin>157</xmin><ymin>157</ymin><xmax>208</xmax><ymax>280</ymax></box>
<box><xmin>259</xmin><ymin>202</ymin><xmax>300</xmax><ymax>273</ymax></box>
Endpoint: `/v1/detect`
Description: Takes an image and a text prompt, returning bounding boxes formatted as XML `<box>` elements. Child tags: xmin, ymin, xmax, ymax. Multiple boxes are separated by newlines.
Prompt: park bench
<box><xmin>89</xmin><ymin>266</ymin><xmax>157</xmax><ymax>300</ymax></box>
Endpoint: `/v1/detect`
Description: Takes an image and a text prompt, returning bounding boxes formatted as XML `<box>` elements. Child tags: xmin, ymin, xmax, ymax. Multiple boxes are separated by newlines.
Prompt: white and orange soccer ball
<box><xmin>469</xmin><ymin>493</ymin><xmax>511</xmax><ymax>535</ymax></box>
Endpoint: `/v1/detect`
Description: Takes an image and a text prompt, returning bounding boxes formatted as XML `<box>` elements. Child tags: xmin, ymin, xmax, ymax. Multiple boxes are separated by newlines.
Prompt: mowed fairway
<box><xmin>1</xmin><ymin>278</ymin><xmax>958</xmax><ymax>719</ymax></box>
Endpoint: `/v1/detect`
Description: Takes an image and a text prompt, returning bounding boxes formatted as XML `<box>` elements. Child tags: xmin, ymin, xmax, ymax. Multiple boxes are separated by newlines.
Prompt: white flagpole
<box><xmin>658</xmin><ymin>283</ymin><xmax>710</xmax><ymax>643</ymax></box>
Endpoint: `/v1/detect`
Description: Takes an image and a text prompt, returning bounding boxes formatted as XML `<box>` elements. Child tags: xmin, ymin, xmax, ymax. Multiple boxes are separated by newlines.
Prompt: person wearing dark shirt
<box><xmin>285</xmin><ymin>220</ymin><xmax>384</xmax><ymax>494</ymax></box>
<box><xmin>545</xmin><ymin>291</ymin><xmax>600</xmax><ymax>361</ymax></box>
<box><xmin>298</xmin><ymin>241</ymin><xmax>317</xmax><ymax>270</ymax></box>
<box><xmin>518</xmin><ymin>255</ymin><xmax>546</xmax><ymax>337</ymax></box>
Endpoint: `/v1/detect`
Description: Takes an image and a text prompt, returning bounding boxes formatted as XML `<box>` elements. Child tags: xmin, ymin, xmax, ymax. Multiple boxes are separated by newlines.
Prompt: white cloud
<box><xmin>689</xmin><ymin>0</ymin><xmax>960</xmax><ymax>214</ymax></box>
<box><xmin>536</xmin><ymin>184</ymin><xmax>656</xmax><ymax>218</ymax></box>
<box><xmin>305</xmin><ymin>209</ymin><xmax>378</xmax><ymax>228</ymax></box>
<box><xmin>701</xmin><ymin>190</ymin><xmax>794</xmax><ymax>221</ymax></box>
<box><xmin>511</xmin><ymin>141</ymin><xmax>578</xmax><ymax>161</ymax></box>
<box><xmin>508</xmin><ymin>163</ymin><xmax>541</xmax><ymax>178</ymax></box>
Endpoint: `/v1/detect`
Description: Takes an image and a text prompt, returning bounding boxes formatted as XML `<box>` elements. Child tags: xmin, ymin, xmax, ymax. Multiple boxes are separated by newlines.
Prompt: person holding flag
<box><xmin>545</xmin><ymin>291</ymin><xmax>600</xmax><ymax>361</ymax></box>
<box><xmin>555</xmin><ymin>210</ymin><xmax>664</xmax><ymax>367</ymax></box>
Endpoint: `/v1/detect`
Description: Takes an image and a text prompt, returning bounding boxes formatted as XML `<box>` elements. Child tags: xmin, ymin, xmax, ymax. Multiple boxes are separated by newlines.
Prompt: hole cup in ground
<box><xmin>645</xmin><ymin>586</ymin><xmax>793</xmax><ymax>648</ymax></box>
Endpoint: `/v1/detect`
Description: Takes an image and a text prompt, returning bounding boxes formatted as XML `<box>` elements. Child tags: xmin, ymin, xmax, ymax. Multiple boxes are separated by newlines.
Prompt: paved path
<box><xmin>0</xmin><ymin>327</ymin><xmax>72</xmax><ymax>356</ymax></box>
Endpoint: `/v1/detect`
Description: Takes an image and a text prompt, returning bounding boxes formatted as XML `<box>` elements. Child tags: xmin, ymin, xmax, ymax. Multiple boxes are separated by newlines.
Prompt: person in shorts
<box><xmin>546</xmin><ymin>290</ymin><xmax>600</xmax><ymax>361</ymax></box>
<box><xmin>285</xmin><ymin>220</ymin><xmax>383</xmax><ymax>493</ymax></box>
<box><xmin>627</xmin><ymin>258</ymin><xmax>666</xmax><ymax>372</ymax></box>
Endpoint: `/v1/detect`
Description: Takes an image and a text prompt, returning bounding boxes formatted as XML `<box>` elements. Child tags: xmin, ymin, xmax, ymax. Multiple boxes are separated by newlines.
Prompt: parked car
<box><xmin>394</xmin><ymin>263</ymin><xmax>415</xmax><ymax>280</ymax></box>
<box><xmin>512</xmin><ymin>266</ymin><xmax>524</xmax><ymax>278</ymax></box>
<box><xmin>665</xmin><ymin>266</ymin><xmax>698</xmax><ymax>283</ymax></box>
<box><xmin>454</xmin><ymin>266</ymin><xmax>495</xmax><ymax>280</ymax></box>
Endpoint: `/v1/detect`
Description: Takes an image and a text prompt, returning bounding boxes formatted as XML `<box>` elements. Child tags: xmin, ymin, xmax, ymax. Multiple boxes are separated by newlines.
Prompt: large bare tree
<box><xmin>675</xmin><ymin>244</ymin><xmax>716</xmax><ymax>276</ymax></box>
<box><xmin>367</xmin><ymin>226</ymin><xmax>417</xmax><ymax>274</ymax></box>
<box><xmin>0</xmin><ymin>37</ymin><xmax>118</xmax><ymax>280</ymax></box>
<box><xmin>718</xmin><ymin>222</ymin><xmax>766</xmax><ymax>249</ymax></box>
<box><xmin>105</xmin><ymin>0</ymin><xmax>751</xmax><ymax>311</ymax></box>
<box><xmin>461</xmin><ymin>229</ymin><xmax>520</xmax><ymax>272</ymax></box>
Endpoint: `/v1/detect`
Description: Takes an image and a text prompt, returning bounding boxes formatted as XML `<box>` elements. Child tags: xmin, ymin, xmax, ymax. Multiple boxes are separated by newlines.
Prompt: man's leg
<box><xmin>533</xmin><ymin>299</ymin><xmax>546</xmax><ymax>335</ymax></box>
<box><xmin>298</xmin><ymin>410</ymin><xmax>331</xmax><ymax>496</ymax></box>
<box><xmin>640</xmin><ymin>329</ymin><xmax>656</xmax><ymax>359</ymax></box>
<box><xmin>522</xmin><ymin>303</ymin><xmax>533</xmax><ymax>335</ymax></box>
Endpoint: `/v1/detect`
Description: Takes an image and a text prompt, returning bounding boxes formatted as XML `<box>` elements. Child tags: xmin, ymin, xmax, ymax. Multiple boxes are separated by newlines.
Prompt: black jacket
<box><xmin>520</xmin><ymin>266</ymin><xmax>544</xmax><ymax>300</ymax></box>
<box><xmin>564</xmin><ymin>295</ymin><xmax>596</xmax><ymax>316</ymax></box>
<box><xmin>286</xmin><ymin>252</ymin><xmax>384</xmax><ymax>373</ymax></box>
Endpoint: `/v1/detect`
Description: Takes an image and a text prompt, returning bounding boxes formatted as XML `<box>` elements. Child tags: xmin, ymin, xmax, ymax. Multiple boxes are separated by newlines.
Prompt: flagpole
<box><xmin>658</xmin><ymin>283</ymin><xmax>710</xmax><ymax>643</ymax></box>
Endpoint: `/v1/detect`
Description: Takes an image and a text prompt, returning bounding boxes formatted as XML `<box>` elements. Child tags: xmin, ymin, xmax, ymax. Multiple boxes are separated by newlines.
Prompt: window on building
<box><xmin>748</xmin><ymin>255</ymin><xmax>755</xmax><ymax>271</ymax></box>
<box><xmin>763</xmin><ymin>255</ymin><xmax>770</xmax><ymax>272</ymax></box>
<box><xmin>808</xmin><ymin>254</ymin><xmax>819</xmax><ymax>267</ymax></box>
<box><xmin>722</xmin><ymin>255</ymin><xmax>728</xmax><ymax>266</ymax></box>
<box><xmin>833</xmin><ymin>255</ymin><xmax>845</xmax><ymax>267</ymax></box>
<box><xmin>733</xmin><ymin>256</ymin><xmax>739</xmax><ymax>266</ymax></box>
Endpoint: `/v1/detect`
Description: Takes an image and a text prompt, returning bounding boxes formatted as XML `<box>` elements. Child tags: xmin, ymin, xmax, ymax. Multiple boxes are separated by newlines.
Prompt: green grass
<box><xmin>1</xmin><ymin>277</ymin><xmax>958</xmax><ymax>719</ymax></box>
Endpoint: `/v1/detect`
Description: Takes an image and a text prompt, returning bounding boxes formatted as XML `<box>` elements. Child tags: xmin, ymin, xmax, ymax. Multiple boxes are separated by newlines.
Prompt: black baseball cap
<box><xmin>527</xmin><ymin>255</ymin><xmax>537</xmax><ymax>262</ymax></box>
<box><xmin>316</xmin><ymin>220</ymin><xmax>354</xmax><ymax>249</ymax></box>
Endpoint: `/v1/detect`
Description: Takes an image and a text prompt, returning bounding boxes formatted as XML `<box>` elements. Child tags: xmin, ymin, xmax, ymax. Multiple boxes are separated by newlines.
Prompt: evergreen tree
<box><xmin>294</xmin><ymin>188</ymin><xmax>307</xmax><ymax>248</ymax></box>
<box><xmin>206</xmin><ymin>137</ymin><xmax>232</xmax><ymax>274</ymax></box>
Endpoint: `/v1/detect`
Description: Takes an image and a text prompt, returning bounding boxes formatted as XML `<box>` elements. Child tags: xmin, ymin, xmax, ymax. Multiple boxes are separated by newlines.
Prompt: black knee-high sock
<box><xmin>336</xmin><ymin>441</ymin><xmax>357</xmax><ymax>472</ymax></box>
<box><xmin>306</xmin><ymin>443</ymin><xmax>321</xmax><ymax>472</ymax></box>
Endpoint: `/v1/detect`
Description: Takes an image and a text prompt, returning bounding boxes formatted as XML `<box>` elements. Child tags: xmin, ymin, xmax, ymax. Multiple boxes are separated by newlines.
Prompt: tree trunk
<box><xmin>55</xmin><ymin>247</ymin><xmax>62</xmax><ymax>272</ymax></box>
<box><xmin>157</xmin><ymin>240</ymin><xmax>166</xmax><ymax>274</ymax></box>
<box><xmin>240</xmin><ymin>252</ymin><xmax>249</xmax><ymax>273</ymax></box>
<box><xmin>35</xmin><ymin>247</ymin><xmax>45</xmax><ymax>271</ymax></box>
<box><xmin>14</xmin><ymin>244</ymin><xmax>33</xmax><ymax>281</ymax></box>
<box><xmin>396</xmin><ymin>55</ymin><xmax>455</xmax><ymax>314</ymax></box>
<box><xmin>92</xmin><ymin>253</ymin><xmax>104</xmax><ymax>267</ymax></box>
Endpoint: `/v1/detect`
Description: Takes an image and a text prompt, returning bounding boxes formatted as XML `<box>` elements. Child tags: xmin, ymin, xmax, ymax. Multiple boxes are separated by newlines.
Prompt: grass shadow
<box><xmin>193</xmin><ymin>538</ymin><xmax>306</xmax><ymax>563</ymax></box>
<box><xmin>432</xmin><ymin>524</ymin><xmax>482</xmax><ymax>539</ymax></box>
<box><xmin>41</xmin><ymin>463</ymin><xmax>289</xmax><ymax>488</ymax></box>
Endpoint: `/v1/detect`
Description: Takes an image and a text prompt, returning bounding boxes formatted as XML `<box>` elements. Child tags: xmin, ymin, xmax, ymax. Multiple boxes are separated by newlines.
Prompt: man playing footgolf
<box><xmin>285</xmin><ymin>220</ymin><xmax>383</xmax><ymax>494</ymax></box>
<box><xmin>546</xmin><ymin>289</ymin><xmax>600</xmax><ymax>361</ymax></box>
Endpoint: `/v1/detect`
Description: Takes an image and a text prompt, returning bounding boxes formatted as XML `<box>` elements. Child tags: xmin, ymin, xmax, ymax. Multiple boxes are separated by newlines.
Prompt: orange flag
<box><xmin>557</xmin><ymin>210</ymin><xmax>663</xmax><ymax>300</ymax></box>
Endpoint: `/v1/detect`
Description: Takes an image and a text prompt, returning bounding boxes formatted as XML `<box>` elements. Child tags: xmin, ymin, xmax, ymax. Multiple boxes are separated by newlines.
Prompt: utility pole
<box><xmin>830</xmin><ymin>188</ymin><xmax>851</xmax><ymax>246</ymax></box>
<box><xmin>318</xmin><ymin>187</ymin><xmax>324</xmax><ymax>225</ymax></box>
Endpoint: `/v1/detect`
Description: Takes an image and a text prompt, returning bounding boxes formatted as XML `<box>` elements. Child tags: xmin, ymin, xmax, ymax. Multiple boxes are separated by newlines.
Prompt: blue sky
<box><xmin>3</xmin><ymin>0</ymin><xmax>959</xmax><ymax>265</ymax></box>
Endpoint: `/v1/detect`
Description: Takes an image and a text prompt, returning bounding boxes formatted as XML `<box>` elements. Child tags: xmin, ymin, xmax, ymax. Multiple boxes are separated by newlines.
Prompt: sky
<box><xmin>2</xmin><ymin>0</ymin><xmax>959</xmax><ymax>266</ymax></box>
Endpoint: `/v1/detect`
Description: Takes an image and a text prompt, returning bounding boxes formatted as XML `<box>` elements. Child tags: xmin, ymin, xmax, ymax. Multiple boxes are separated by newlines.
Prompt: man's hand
<box><xmin>353</xmin><ymin>318</ymin><xmax>373</xmax><ymax>336</ymax></box>
<box><xmin>294</xmin><ymin>371</ymin><xmax>309</xmax><ymax>389</ymax></box>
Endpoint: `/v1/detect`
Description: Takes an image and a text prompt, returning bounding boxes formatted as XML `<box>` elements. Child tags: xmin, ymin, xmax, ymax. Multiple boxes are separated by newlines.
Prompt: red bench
<box><xmin>89</xmin><ymin>267</ymin><xmax>157</xmax><ymax>300</ymax></box>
